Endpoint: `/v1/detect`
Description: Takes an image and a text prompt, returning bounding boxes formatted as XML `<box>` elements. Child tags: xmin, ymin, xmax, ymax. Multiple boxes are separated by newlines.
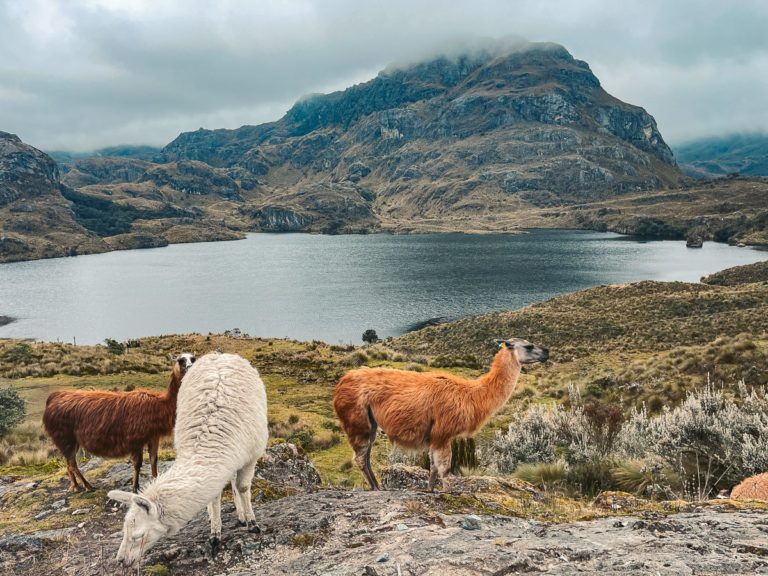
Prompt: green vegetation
<box><xmin>702</xmin><ymin>259</ymin><xmax>768</xmax><ymax>286</ymax></box>
<box><xmin>361</xmin><ymin>329</ymin><xmax>379</xmax><ymax>344</ymax></box>
<box><xmin>60</xmin><ymin>186</ymin><xmax>184</xmax><ymax>237</ymax></box>
<box><xmin>0</xmin><ymin>385</ymin><xmax>26</xmax><ymax>438</ymax></box>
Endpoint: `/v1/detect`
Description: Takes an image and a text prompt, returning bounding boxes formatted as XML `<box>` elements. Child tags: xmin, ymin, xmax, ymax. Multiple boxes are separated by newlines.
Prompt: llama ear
<box><xmin>132</xmin><ymin>494</ymin><xmax>157</xmax><ymax>517</ymax></box>
<box><xmin>493</xmin><ymin>339</ymin><xmax>505</xmax><ymax>347</ymax></box>
<box><xmin>169</xmin><ymin>353</ymin><xmax>178</xmax><ymax>362</ymax></box>
<box><xmin>107</xmin><ymin>489</ymin><xmax>133</xmax><ymax>504</ymax></box>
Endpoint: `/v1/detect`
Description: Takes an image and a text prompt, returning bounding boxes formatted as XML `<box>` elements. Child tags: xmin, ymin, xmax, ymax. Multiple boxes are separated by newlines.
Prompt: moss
<box><xmin>290</xmin><ymin>532</ymin><xmax>322</xmax><ymax>547</ymax></box>
<box><xmin>0</xmin><ymin>459</ymin><xmax>61</xmax><ymax>476</ymax></box>
<box><xmin>143</xmin><ymin>565</ymin><xmax>171</xmax><ymax>576</ymax></box>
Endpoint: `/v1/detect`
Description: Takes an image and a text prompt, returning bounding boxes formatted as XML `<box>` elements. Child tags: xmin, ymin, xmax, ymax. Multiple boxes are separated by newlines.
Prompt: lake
<box><xmin>1</xmin><ymin>230</ymin><xmax>767</xmax><ymax>345</ymax></box>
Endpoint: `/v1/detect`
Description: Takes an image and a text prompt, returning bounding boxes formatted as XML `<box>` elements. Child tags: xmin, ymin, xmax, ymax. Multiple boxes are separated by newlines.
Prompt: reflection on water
<box><xmin>0</xmin><ymin>230</ymin><xmax>766</xmax><ymax>345</ymax></box>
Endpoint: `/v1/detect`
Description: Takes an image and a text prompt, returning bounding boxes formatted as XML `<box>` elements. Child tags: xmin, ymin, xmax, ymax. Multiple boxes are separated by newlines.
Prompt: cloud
<box><xmin>0</xmin><ymin>0</ymin><xmax>766</xmax><ymax>150</ymax></box>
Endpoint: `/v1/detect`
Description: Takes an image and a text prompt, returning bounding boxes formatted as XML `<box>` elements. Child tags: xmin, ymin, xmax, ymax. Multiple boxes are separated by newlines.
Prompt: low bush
<box><xmin>0</xmin><ymin>386</ymin><xmax>26</xmax><ymax>439</ymax></box>
<box><xmin>491</xmin><ymin>380</ymin><xmax>768</xmax><ymax>501</ymax></box>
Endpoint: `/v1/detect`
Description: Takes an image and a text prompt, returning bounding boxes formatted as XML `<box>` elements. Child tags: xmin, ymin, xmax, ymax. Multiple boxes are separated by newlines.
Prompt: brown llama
<box><xmin>333</xmin><ymin>338</ymin><xmax>548</xmax><ymax>491</ymax></box>
<box><xmin>43</xmin><ymin>353</ymin><xmax>195</xmax><ymax>493</ymax></box>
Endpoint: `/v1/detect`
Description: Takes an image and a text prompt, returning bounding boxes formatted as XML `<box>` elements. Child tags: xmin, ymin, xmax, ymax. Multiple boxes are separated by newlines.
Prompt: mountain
<box><xmin>0</xmin><ymin>133</ymin><xmax>240</xmax><ymax>263</ymax></box>
<box><xmin>674</xmin><ymin>133</ymin><xmax>768</xmax><ymax>178</ymax></box>
<box><xmin>154</xmin><ymin>42</ymin><xmax>683</xmax><ymax>232</ymax></box>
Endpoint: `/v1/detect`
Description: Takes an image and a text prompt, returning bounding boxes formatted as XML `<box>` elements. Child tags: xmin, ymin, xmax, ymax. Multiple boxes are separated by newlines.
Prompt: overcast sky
<box><xmin>1</xmin><ymin>0</ymin><xmax>766</xmax><ymax>152</ymax></box>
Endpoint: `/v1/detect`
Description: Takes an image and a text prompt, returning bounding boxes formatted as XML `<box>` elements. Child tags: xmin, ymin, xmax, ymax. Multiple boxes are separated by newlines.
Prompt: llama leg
<box><xmin>207</xmin><ymin>492</ymin><xmax>223</xmax><ymax>556</ymax></box>
<box><xmin>69</xmin><ymin>447</ymin><xmax>93</xmax><ymax>492</ymax></box>
<box><xmin>130</xmin><ymin>450</ymin><xmax>143</xmax><ymax>493</ymax></box>
<box><xmin>427</xmin><ymin>448</ymin><xmax>439</xmax><ymax>492</ymax></box>
<box><xmin>73</xmin><ymin>466</ymin><xmax>94</xmax><ymax>492</ymax></box>
<box><xmin>233</xmin><ymin>460</ymin><xmax>259</xmax><ymax>530</ymax></box>
<box><xmin>351</xmin><ymin>406</ymin><xmax>380</xmax><ymax>490</ymax></box>
<box><xmin>432</xmin><ymin>444</ymin><xmax>453</xmax><ymax>493</ymax></box>
<box><xmin>64</xmin><ymin>453</ymin><xmax>83</xmax><ymax>492</ymax></box>
<box><xmin>148</xmin><ymin>437</ymin><xmax>160</xmax><ymax>478</ymax></box>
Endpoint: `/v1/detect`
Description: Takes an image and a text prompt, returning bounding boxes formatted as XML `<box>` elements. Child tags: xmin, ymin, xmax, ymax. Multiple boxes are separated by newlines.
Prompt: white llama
<box><xmin>109</xmin><ymin>351</ymin><xmax>268</xmax><ymax>567</ymax></box>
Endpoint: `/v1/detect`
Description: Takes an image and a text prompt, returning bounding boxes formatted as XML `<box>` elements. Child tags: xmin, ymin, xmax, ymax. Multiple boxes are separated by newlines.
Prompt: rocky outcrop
<box><xmin>139</xmin><ymin>160</ymin><xmax>241</xmax><ymax>200</ymax></box>
<box><xmin>61</xmin><ymin>157</ymin><xmax>150</xmax><ymax>187</ymax></box>
<box><xmin>0</xmin><ymin>131</ymin><xmax>60</xmax><ymax>206</ymax></box>
<box><xmin>0</xmin><ymin>133</ymin><xmax>113</xmax><ymax>262</ymax></box>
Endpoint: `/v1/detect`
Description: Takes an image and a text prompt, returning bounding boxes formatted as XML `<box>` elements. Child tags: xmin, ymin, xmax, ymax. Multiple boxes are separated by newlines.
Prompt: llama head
<box><xmin>494</xmin><ymin>338</ymin><xmax>549</xmax><ymax>364</ymax></box>
<box><xmin>108</xmin><ymin>489</ymin><xmax>169</xmax><ymax>567</ymax></box>
<box><xmin>170</xmin><ymin>352</ymin><xmax>196</xmax><ymax>376</ymax></box>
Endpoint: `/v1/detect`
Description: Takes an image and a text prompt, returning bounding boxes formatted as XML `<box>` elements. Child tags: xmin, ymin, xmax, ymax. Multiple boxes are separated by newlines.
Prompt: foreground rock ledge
<box><xmin>6</xmin><ymin>486</ymin><xmax>768</xmax><ymax>576</ymax></box>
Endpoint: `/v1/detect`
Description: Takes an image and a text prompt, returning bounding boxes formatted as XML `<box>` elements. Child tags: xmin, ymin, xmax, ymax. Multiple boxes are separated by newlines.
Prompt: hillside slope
<box><xmin>675</xmin><ymin>133</ymin><xmax>768</xmax><ymax>178</ymax></box>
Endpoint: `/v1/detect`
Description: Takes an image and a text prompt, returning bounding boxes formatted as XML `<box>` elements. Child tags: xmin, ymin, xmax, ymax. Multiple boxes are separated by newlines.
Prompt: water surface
<box><xmin>0</xmin><ymin>230</ymin><xmax>765</xmax><ymax>345</ymax></box>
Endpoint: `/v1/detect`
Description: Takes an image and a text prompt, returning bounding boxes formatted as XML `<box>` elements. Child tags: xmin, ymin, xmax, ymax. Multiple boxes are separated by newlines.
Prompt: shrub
<box><xmin>489</xmin><ymin>404</ymin><xmax>558</xmax><ymax>474</ymax></box>
<box><xmin>362</xmin><ymin>329</ymin><xmax>379</xmax><ymax>344</ymax></box>
<box><xmin>343</xmin><ymin>351</ymin><xmax>369</xmax><ymax>367</ymax></box>
<box><xmin>513</xmin><ymin>461</ymin><xmax>568</xmax><ymax>491</ymax></box>
<box><xmin>1</xmin><ymin>342</ymin><xmax>41</xmax><ymax>365</ymax></box>
<box><xmin>104</xmin><ymin>338</ymin><xmax>124</xmax><ymax>355</ymax></box>
<box><xmin>0</xmin><ymin>386</ymin><xmax>26</xmax><ymax>439</ymax></box>
<box><xmin>491</xmin><ymin>379</ymin><xmax>768</xmax><ymax>501</ymax></box>
<box><xmin>617</xmin><ymin>381</ymin><xmax>768</xmax><ymax>499</ymax></box>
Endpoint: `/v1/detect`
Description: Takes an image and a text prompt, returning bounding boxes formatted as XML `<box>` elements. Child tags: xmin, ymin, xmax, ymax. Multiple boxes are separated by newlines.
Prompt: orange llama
<box><xmin>333</xmin><ymin>338</ymin><xmax>548</xmax><ymax>491</ymax></box>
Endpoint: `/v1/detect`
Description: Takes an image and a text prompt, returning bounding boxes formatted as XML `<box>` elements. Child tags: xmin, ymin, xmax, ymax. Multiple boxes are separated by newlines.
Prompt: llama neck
<box><xmin>163</xmin><ymin>365</ymin><xmax>183</xmax><ymax>405</ymax></box>
<box><xmin>473</xmin><ymin>349</ymin><xmax>521</xmax><ymax>416</ymax></box>
<box><xmin>143</xmin><ymin>461</ymin><xmax>226</xmax><ymax>534</ymax></box>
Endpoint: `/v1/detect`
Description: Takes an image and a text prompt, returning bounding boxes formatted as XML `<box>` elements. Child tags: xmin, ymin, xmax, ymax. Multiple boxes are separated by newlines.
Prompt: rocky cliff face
<box><xmin>0</xmin><ymin>132</ymin><xmax>111</xmax><ymax>261</ymax></box>
<box><xmin>0</xmin><ymin>131</ymin><xmax>60</xmax><ymax>206</ymax></box>
<box><xmin>160</xmin><ymin>42</ymin><xmax>683</xmax><ymax>228</ymax></box>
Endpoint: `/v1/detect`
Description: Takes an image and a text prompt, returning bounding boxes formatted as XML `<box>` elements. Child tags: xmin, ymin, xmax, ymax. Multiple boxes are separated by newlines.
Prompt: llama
<box><xmin>108</xmin><ymin>351</ymin><xmax>268</xmax><ymax>567</ymax></box>
<box><xmin>43</xmin><ymin>353</ymin><xmax>195</xmax><ymax>493</ymax></box>
<box><xmin>333</xmin><ymin>338</ymin><xmax>548</xmax><ymax>491</ymax></box>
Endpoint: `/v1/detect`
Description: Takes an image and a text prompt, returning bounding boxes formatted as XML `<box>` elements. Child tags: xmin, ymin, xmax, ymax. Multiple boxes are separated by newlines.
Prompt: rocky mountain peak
<box><xmin>0</xmin><ymin>132</ymin><xmax>60</xmax><ymax>206</ymax></box>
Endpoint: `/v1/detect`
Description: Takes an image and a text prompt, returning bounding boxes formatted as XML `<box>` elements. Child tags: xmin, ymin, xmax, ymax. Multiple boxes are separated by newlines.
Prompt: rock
<box><xmin>0</xmin><ymin>534</ymin><xmax>43</xmax><ymax>552</ymax></box>
<box><xmin>31</xmin><ymin>527</ymin><xmax>77</xmax><ymax>541</ymax></box>
<box><xmin>460</xmin><ymin>515</ymin><xmax>482</xmax><ymax>530</ymax></box>
<box><xmin>100</xmin><ymin>459</ymin><xmax>173</xmax><ymax>488</ymax></box>
<box><xmin>12</xmin><ymin>485</ymin><xmax>768</xmax><ymax>575</ymax></box>
<box><xmin>379</xmin><ymin>464</ymin><xmax>430</xmax><ymax>490</ymax></box>
<box><xmin>256</xmin><ymin>442</ymin><xmax>322</xmax><ymax>491</ymax></box>
<box><xmin>0</xmin><ymin>480</ymin><xmax>37</xmax><ymax>499</ymax></box>
<box><xmin>79</xmin><ymin>457</ymin><xmax>104</xmax><ymax>473</ymax></box>
<box><xmin>592</xmin><ymin>491</ymin><xmax>646</xmax><ymax>511</ymax></box>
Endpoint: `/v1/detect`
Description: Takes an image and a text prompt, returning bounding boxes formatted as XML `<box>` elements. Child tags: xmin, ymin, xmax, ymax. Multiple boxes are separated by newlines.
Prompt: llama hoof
<box><xmin>249</xmin><ymin>524</ymin><xmax>261</xmax><ymax>534</ymax></box>
<box><xmin>209</xmin><ymin>536</ymin><xmax>221</xmax><ymax>557</ymax></box>
<box><xmin>238</xmin><ymin>519</ymin><xmax>247</xmax><ymax>527</ymax></box>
